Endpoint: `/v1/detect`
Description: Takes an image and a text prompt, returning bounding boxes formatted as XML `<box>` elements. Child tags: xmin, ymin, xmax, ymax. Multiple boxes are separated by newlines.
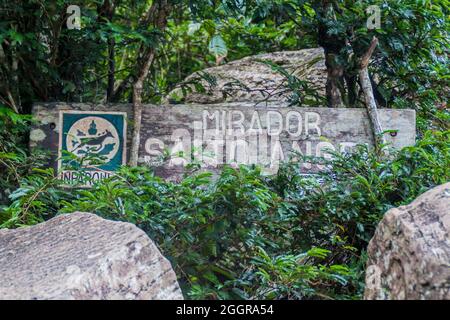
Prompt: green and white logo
<box><xmin>58</xmin><ymin>111</ymin><xmax>127</xmax><ymax>185</ymax></box>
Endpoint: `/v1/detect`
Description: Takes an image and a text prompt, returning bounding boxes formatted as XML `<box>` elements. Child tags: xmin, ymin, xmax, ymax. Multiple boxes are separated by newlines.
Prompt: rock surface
<box><xmin>364</xmin><ymin>183</ymin><xmax>450</xmax><ymax>300</ymax></box>
<box><xmin>0</xmin><ymin>212</ymin><xmax>183</xmax><ymax>300</ymax></box>
<box><xmin>166</xmin><ymin>48</ymin><xmax>326</xmax><ymax>104</ymax></box>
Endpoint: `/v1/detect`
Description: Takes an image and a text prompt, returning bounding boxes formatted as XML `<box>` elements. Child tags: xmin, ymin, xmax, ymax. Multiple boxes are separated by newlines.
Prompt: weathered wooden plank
<box><xmin>31</xmin><ymin>102</ymin><xmax>415</xmax><ymax>182</ymax></box>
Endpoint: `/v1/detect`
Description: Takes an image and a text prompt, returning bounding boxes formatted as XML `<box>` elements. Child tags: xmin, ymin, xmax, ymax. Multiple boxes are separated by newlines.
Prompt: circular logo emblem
<box><xmin>66</xmin><ymin>116</ymin><xmax>120</xmax><ymax>165</ymax></box>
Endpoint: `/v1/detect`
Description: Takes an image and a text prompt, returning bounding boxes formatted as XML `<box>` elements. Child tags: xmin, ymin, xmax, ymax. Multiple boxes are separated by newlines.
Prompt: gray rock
<box><xmin>0</xmin><ymin>212</ymin><xmax>183</xmax><ymax>300</ymax></box>
<box><xmin>165</xmin><ymin>48</ymin><xmax>326</xmax><ymax>104</ymax></box>
<box><xmin>364</xmin><ymin>183</ymin><xmax>450</xmax><ymax>300</ymax></box>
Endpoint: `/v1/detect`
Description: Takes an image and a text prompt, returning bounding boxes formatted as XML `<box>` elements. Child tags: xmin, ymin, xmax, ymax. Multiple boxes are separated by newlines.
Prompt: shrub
<box><xmin>1</xmin><ymin>130</ymin><xmax>448</xmax><ymax>299</ymax></box>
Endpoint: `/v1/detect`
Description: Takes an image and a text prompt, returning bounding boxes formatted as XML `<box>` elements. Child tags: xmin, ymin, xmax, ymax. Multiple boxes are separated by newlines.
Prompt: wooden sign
<box><xmin>139</xmin><ymin>103</ymin><xmax>415</xmax><ymax>178</ymax></box>
<box><xmin>31</xmin><ymin>102</ymin><xmax>416</xmax><ymax>183</ymax></box>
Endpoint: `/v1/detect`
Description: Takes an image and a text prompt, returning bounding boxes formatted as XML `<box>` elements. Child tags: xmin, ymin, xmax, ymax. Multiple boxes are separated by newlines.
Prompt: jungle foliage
<box><xmin>1</xmin><ymin>129</ymin><xmax>448</xmax><ymax>299</ymax></box>
<box><xmin>0</xmin><ymin>0</ymin><xmax>449</xmax><ymax>300</ymax></box>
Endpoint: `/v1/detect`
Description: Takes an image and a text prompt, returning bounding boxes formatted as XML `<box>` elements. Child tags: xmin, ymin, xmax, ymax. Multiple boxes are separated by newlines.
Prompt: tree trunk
<box><xmin>325</xmin><ymin>53</ymin><xmax>345</xmax><ymax>107</ymax></box>
<box><xmin>106</xmin><ymin>38</ymin><xmax>115</xmax><ymax>102</ymax></box>
<box><xmin>315</xmin><ymin>1</ymin><xmax>346</xmax><ymax>108</ymax></box>
<box><xmin>359</xmin><ymin>37</ymin><xmax>386</xmax><ymax>151</ymax></box>
<box><xmin>344</xmin><ymin>74</ymin><xmax>358</xmax><ymax>107</ymax></box>
<box><xmin>129</xmin><ymin>51</ymin><xmax>155</xmax><ymax>166</ymax></box>
<box><xmin>97</xmin><ymin>0</ymin><xmax>116</xmax><ymax>102</ymax></box>
<box><xmin>129</xmin><ymin>0</ymin><xmax>171</xmax><ymax>166</ymax></box>
<box><xmin>0</xmin><ymin>42</ymin><xmax>20</xmax><ymax>113</ymax></box>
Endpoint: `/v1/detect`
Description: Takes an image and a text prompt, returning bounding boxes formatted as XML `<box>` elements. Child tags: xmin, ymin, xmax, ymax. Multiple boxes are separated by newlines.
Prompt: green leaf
<box><xmin>187</xmin><ymin>22</ymin><xmax>202</xmax><ymax>36</ymax></box>
<box><xmin>208</xmin><ymin>34</ymin><xmax>228</xmax><ymax>58</ymax></box>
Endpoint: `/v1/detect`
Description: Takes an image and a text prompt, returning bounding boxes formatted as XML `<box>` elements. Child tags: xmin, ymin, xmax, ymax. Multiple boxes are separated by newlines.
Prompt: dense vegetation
<box><xmin>0</xmin><ymin>0</ymin><xmax>449</xmax><ymax>299</ymax></box>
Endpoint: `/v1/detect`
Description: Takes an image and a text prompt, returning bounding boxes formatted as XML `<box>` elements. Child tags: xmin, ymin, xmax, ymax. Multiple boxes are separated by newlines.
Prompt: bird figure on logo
<box><xmin>72</xmin><ymin>119</ymin><xmax>116</xmax><ymax>157</ymax></box>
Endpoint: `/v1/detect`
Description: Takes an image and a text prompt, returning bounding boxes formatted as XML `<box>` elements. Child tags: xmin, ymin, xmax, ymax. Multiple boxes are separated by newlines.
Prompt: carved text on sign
<box><xmin>30</xmin><ymin>103</ymin><xmax>416</xmax><ymax>181</ymax></box>
<box><xmin>140</xmin><ymin>106</ymin><xmax>415</xmax><ymax>176</ymax></box>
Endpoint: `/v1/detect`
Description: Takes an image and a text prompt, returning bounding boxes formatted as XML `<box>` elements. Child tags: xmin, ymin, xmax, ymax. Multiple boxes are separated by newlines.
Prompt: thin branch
<box><xmin>360</xmin><ymin>37</ymin><xmax>379</xmax><ymax>69</ymax></box>
<box><xmin>358</xmin><ymin>36</ymin><xmax>387</xmax><ymax>152</ymax></box>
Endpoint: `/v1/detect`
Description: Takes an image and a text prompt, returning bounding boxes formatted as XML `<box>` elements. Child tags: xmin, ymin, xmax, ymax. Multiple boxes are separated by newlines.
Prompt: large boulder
<box><xmin>166</xmin><ymin>48</ymin><xmax>326</xmax><ymax>104</ymax></box>
<box><xmin>0</xmin><ymin>212</ymin><xmax>183</xmax><ymax>300</ymax></box>
<box><xmin>364</xmin><ymin>183</ymin><xmax>450</xmax><ymax>300</ymax></box>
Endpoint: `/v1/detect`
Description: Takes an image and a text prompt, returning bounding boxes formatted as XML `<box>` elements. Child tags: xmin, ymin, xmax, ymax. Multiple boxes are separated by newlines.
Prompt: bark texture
<box><xmin>359</xmin><ymin>37</ymin><xmax>386</xmax><ymax>150</ymax></box>
<box><xmin>130</xmin><ymin>0</ymin><xmax>171</xmax><ymax>166</ymax></box>
<box><xmin>324</xmin><ymin>52</ymin><xmax>345</xmax><ymax>108</ymax></box>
